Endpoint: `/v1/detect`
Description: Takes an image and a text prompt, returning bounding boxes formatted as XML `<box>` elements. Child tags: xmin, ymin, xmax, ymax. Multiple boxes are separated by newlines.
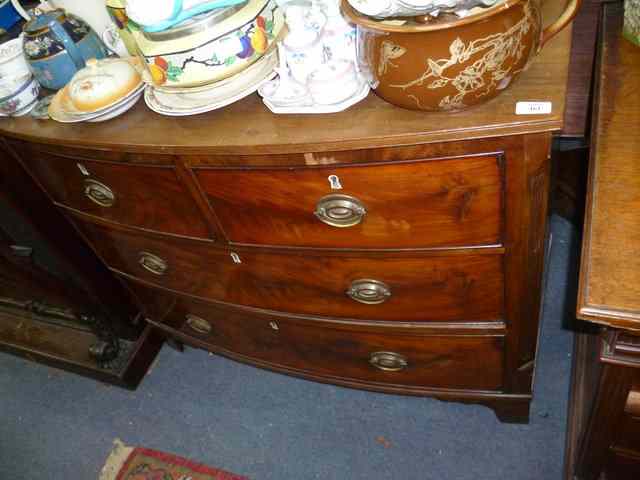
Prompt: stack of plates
<box><xmin>144</xmin><ymin>48</ymin><xmax>277</xmax><ymax>116</ymax></box>
<box><xmin>49</xmin><ymin>58</ymin><xmax>145</xmax><ymax>123</ymax></box>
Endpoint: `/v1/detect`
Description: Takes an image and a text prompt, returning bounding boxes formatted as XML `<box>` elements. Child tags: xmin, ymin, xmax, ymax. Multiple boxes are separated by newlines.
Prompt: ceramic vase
<box><xmin>342</xmin><ymin>0</ymin><xmax>582</xmax><ymax>111</ymax></box>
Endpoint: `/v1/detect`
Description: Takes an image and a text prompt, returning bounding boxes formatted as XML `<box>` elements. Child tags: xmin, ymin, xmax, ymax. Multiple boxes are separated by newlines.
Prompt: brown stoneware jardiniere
<box><xmin>341</xmin><ymin>0</ymin><xmax>581</xmax><ymax>111</ymax></box>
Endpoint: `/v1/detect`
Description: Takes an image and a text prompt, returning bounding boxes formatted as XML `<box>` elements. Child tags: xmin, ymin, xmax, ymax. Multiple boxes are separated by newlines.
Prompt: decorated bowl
<box><xmin>132</xmin><ymin>0</ymin><xmax>285</xmax><ymax>88</ymax></box>
<box><xmin>341</xmin><ymin>0</ymin><xmax>581</xmax><ymax>111</ymax></box>
<box><xmin>0</xmin><ymin>75</ymin><xmax>39</xmax><ymax>116</ymax></box>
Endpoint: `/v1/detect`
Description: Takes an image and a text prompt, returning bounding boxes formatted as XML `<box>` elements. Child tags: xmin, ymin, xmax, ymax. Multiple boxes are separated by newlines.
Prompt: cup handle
<box><xmin>101</xmin><ymin>26</ymin><xmax>121</xmax><ymax>56</ymax></box>
<box><xmin>538</xmin><ymin>0</ymin><xmax>582</xmax><ymax>51</ymax></box>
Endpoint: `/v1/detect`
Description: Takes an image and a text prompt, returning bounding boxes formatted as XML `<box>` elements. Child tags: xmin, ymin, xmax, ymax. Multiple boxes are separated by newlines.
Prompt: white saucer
<box><xmin>261</xmin><ymin>78</ymin><xmax>370</xmax><ymax>114</ymax></box>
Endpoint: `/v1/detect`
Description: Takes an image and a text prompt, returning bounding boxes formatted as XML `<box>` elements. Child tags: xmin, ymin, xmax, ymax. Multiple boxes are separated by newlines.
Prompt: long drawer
<box><xmin>193</xmin><ymin>154</ymin><xmax>503</xmax><ymax>249</ymax></box>
<box><xmin>150</xmin><ymin>294</ymin><xmax>505</xmax><ymax>392</ymax></box>
<box><xmin>19</xmin><ymin>147</ymin><xmax>210</xmax><ymax>239</ymax></box>
<box><xmin>77</xmin><ymin>219</ymin><xmax>505</xmax><ymax>322</ymax></box>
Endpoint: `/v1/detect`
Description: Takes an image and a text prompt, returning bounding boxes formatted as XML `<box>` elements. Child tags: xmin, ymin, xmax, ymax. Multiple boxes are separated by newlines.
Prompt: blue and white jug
<box><xmin>21</xmin><ymin>9</ymin><xmax>109</xmax><ymax>90</ymax></box>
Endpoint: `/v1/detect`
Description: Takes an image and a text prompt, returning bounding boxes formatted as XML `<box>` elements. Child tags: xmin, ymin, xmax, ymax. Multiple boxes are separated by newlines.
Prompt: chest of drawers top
<box><xmin>0</xmin><ymin>0</ymin><xmax>570</xmax><ymax>157</ymax></box>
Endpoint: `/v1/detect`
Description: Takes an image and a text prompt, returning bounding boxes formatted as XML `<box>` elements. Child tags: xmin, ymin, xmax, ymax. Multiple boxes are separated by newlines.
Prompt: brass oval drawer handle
<box><xmin>370</xmin><ymin>352</ymin><xmax>408</xmax><ymax>372</ymax></box>
<box><xmin>138</xmin><ymin>251</ymin><xmax>168</xmax><ymax>276</ymax></box>
<box><xmin>185</xmin><ymin>314</ymin><xmax>212</xmax><ymax>334</ymax></box>
<box><xmin>84</xmin><ymin>179</ymin><xmax>115</xmax><ymax>207</ymax></box>
<box><xmin>346</xmin><ymin>279</ymin><xmax>391</xmax><ymax>304</ymax></box>
<box><xmin>314</xmin><ymin>194</ymin><xmax>366</xmax><ymax>228</ymax></box>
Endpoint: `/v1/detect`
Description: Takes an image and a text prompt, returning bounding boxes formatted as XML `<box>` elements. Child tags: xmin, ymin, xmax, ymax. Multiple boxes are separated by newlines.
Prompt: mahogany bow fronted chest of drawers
<box><xmin>0</xmin><ymin>0</ymin><xmax>572</xmax><ymax>424</ymax></box>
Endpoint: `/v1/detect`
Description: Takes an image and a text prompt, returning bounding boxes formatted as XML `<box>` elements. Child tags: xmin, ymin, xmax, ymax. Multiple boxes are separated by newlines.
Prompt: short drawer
<box><xmin>155</xmin><ymin>296</ymin><xmax>505</xmax><ymax>391</ymax></box>
<box><xmin>21</xmin><ymin>148</ymin><xmax>210</xmax><ymax>239</ymax></box>
<box><xmin>615</xmin><ymin>414</ymin><xmax>640</xmax><ymax>455</ymax></box>
<box><xmin>78</xmin><ymin>220</ymin><xmax>505</xmax><ymax>323</ymax></box>
<box><xmin>194</xmin><ymin>154</ymin><xmax>503</xmax><ymax>249</ymax></box>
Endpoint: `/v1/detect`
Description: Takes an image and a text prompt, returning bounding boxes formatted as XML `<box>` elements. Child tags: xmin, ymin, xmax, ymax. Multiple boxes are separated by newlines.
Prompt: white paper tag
<box><xmin>77</xmin><ymin>163</ymin><xmax>90</xmax><ymax>176</ymax></box>
<box><xmin>516</xmin><ymin>102</ymin><xmax>552</xmax><ymax>115</ymax></box>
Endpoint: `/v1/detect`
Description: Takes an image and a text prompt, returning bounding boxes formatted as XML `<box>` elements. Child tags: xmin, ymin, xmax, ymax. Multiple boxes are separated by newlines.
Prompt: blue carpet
<box><xmin>0</xmin><ymin>215</ymin><xmax>577</xmax><ymax>480</ymax></box>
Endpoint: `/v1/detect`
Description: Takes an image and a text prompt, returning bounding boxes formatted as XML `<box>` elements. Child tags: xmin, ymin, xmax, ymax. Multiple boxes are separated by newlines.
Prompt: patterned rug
<box><xmin>100</xmin><ymin>439</ymin><xmax>247</xmax><ymax>480</ymax></box>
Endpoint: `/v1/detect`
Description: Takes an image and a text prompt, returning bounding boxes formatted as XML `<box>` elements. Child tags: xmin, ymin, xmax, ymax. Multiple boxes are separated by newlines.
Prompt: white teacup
<box><xmin>282</xmin><ymin>4</ymin><xmax>328</xmax><ymax>83</ymax></box>
<box><xmin>307</xmin><ymin>59</ymin><xmax>360</xmax><ymax>105</ymax></box>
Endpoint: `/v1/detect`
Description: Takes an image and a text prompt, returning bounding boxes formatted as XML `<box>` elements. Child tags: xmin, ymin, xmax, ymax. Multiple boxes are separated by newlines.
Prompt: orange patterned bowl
<box><xmin>341</xmin><ymin>0</ymin><xmax>581</xmax><ymax>111</ymax></box>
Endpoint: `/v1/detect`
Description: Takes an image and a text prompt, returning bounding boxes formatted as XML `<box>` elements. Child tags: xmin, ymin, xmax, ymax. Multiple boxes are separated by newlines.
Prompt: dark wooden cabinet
<box><xmin>0</xmin><ymin>0</ymin><xmax>572</xmax><ymax>423</ymax></box>
<box><xmin>0</xmin><ymin>139</ymin><xmax>162</xmax><ymax>387</ymax></box>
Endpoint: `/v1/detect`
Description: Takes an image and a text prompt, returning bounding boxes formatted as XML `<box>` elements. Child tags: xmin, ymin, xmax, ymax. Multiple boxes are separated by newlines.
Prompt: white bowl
<box><xmin>0</xmin><ymin>76</ymin><xmax>40</xmax><ymax>116</ymax></box>
<box><xmin>0</xmin><ymin>38</ymin><xmax>31</xmax><ymax>83</ymax></box>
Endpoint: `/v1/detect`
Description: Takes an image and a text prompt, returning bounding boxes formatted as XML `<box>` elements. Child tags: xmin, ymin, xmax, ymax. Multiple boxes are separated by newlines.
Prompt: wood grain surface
<box><xmin>578</xmin><ymin>4</ymin><xmax>640</xmax><ymax>330</ymax></box>
<box><xmin>20</xmin><ymin>147</ymin><xmax>213</xmax><ymax>239</ymax></box>
<box><xmin>75</xmin><ymin>217</ymin><xmax>505</xmax><ymax>323</ymax></box>
<box><xmin>155</xmin><ymin>294</ymin><xmax>506</xmax><ymax>391</ymax></box>
<box><xmin>196</xmin><ymin>154</ymin><xmax>503</xmax><ymax>249</ymax></box>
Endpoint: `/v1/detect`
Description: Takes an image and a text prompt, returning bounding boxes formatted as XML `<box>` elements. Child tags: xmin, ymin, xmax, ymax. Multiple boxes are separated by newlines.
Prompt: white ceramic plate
<box><xmin>145</xmin><ymin>70</ymin><xmax>276</xmax><ymax>116</ymax></box>
<box><xmin>144</xmin><ymin>49</ymin><xmax>277</xmax><ymax>115</ymax></box>
<box><xmin>87</xmin><ymin>89</ymin><xmax>144</xmax><ymax>122</ymax></box>
<box><xmin>49</xmin><ymin>83</ymin><xmax>145</xmax><ymax>123</ymax></box>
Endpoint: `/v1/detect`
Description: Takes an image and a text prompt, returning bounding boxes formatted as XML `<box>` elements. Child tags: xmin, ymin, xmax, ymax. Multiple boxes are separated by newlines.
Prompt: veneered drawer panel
<box><xmin>21</xmin><ymin>150</ymin><xmax>210</xmax><ymax>238</ymax></box>
<box><xmin>158</xmin><ymin>296</ymin><xmax>505</xmax><ymax>391</ymax></box>
<box><xmin>194</xmin><ymin>155</ymin><xmax>503</xmax><ymax>248</ymax></box>
<box><xmin>77</xmin><ymin>220</ymin><xmax>504</xmax><ymax>322</ymax></box>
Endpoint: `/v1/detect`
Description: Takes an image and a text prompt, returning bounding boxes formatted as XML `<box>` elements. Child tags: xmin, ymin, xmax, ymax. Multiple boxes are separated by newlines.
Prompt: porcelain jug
<box><xmin>22</xmin><ymin>9</ymin><xmax>109</xmax><ymax>90</ymax></box>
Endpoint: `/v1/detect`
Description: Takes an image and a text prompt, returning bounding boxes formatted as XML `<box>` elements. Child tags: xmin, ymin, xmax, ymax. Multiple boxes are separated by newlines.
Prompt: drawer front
<box><xmin>21</xmin><ymin>149</ymin><xmax>210</xmax><ymax>239</ymax></box>
<box><xmin>194</xmin><ymin>155</ymin><xmax>503</xmax><ymax>249</ymax></box>
<box><xmin>616</xmin><ymin>414</ymin><xmax>640</xmax><ymax>455</ymax></box>
<box><xmin>158</xmin><ymin>296</ymin><xmax>505</xmax><ymax>391</ymax></box>
<box><xmin>77</xmin><ymin>220</ymin><xmax>504</xmax><ymax>322</ymax></box>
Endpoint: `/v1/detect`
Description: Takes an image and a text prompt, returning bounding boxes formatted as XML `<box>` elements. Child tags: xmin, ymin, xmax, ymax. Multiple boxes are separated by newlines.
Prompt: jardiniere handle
<box><xmin>539</xmin><ymin>0</ymin><xmax>582</xmax><ymax>51</ymax></box>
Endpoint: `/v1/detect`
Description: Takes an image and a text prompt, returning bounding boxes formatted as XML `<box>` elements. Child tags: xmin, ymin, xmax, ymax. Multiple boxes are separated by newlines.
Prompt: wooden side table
<box><xmin>565</xmin><ymin>2</ymin><xmax>640</xmax><ymax>479</ymax></box>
